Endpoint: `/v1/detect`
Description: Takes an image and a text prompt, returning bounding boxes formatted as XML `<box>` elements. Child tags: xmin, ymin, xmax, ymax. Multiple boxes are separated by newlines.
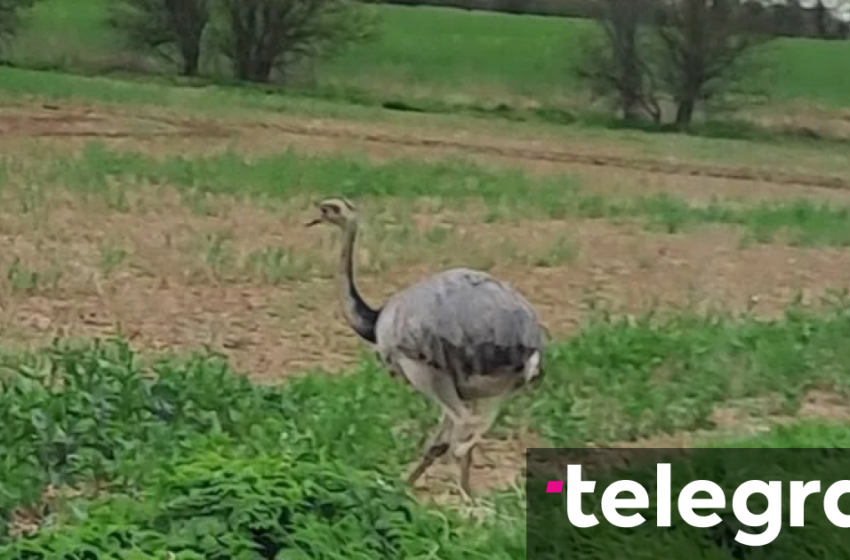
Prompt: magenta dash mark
<box><xmin>546</xmin><ymin>481</ymin><xmax>564</xmax><ymax>493</ymax></box>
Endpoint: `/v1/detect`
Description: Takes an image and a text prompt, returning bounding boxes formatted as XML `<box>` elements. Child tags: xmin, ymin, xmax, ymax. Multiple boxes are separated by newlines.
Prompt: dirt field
<box><xmin>2</xmin><ymin>102</ymin><xmax>849</xmax><ymax>375</ymax></box>
<box><xmin>3</xmin><ymin>101</ymin><xmax>850</xmax><ymax>497</ymax></box>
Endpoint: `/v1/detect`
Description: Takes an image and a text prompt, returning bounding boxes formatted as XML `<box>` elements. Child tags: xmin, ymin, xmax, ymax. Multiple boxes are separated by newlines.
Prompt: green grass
<box><xmin>3</xmin><ymin>295</ymin><xmax>850</xmax><ymax>555</ymax></box>
<box><xmin>9</xmin><ymin>0</ymin><xmax>850</xmax><ymax>108</ymax></box>
<box><xmin>4</xmin><ymin>62</ymin><xmax>850</xmax><ymax>178</ymax></box>
<box><xmin>5</xmin><ymin>141</ymin><xmax>850</xmax><ymax>247</ymax></box>
<box><xmin>322</xmin><ymin>6</ymin><xmax>578</xmax><ymax>100</ymax></box>
<box><xmin>759</xmin><ymin>38</ymin><xmax>850</xmax><ymax>106</ymax></box>
<box><xmin>10</xmin><ymin>0</ymin><xmax>120</xmax><ymax>71</ymax></box>
<box><xmin>0</xmin><ymin>65</ymin><xmax>360</xmax><ymax>117</ymax></box>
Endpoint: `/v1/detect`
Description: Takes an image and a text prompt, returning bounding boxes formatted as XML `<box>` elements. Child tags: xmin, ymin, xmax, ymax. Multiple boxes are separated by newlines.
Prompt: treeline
<box><xmin>378</xmin><ymin>0</ymin><xmax>850</xmax><ymax>39</ymax></box>
<box><xmin>576</xmin><ymin>0</ymin><xmax>817</xmax><ymax>127</ymax></box>
<box><xmin>0</xmin><ymin>0</ymin><xmax>379</xmax><ymax>82</ymax></box>
<box><xmin>0</xmin><ymin>0</ymin><xmax>844</xmax><ymax>131</ymax></box>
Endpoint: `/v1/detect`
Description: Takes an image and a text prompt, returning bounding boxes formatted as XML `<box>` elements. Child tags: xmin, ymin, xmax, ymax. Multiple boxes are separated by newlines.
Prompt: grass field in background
<box><xmin>9</xmin><ymin>0</ymin><xmax>850</xmax><ymax>108</ymax></box>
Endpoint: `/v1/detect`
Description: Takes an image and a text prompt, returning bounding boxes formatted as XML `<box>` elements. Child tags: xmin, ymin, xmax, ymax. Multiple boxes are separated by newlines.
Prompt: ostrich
<box><xmin>306</xmin><ymin>197</ymin><xmax>546</xmax><ymax>497</ymax></box>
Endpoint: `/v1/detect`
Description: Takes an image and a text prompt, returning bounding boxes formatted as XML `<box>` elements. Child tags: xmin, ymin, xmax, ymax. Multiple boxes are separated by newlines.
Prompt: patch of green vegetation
<box><xmin>10</xmin><ymin>0</ymin><xmax>120</xmax><ymax>72</ymax></box>
<box><xmin>321</xmin><ymin>5</ymin><xmax>579</xmax><ymax>100</ymax></box>
<box><xmin>0</xmin><ymin>338</ymin><xmax>432</xmax><ymax>545</ymax></box>
<box><xmin>709</xmin><ymin>419</ymin><xmax>850</xmax><ymax>448</ymax></box>
<box><xmin>1</xmin><ymin>447</ymin><xmax>499</xmax><ymax>560</ymax></box>
<box><xmin>520</xmin><ymin>295</ymin><xmax>850</xmax><ymax>446</ymax></box>
<box><xmin>1</xmin><ymin>0</ymin><xmax>848</xmax><ymax>151</ymax></box>
<box><xmin>11</xmin><ymin>1</ymin><xmax>850</xmax><ymax>108</ymax></box>
<box><xmin>331</xmin><ymin>7</ymin><xmax>850</xmax><ymax>108</ymax></box>
<box><xmin>760</xmin><ymin>38</ymin><xmax>850</xmax><ymax>106</ymax></box>
<box><xmin>3</xmin><ymin>63</ymin><xmax>850</xmax><ymax>173</ymax></box>
<box><xmin>1</xmin><ymin>296</ymin><xmax>850</xmax><ymax>553</ymax></box>
<box><xmin>6</xmin><ymin>142</ymin><xmax>850</xmax><ymax>247</ymax></box>
<box><xmin>0</xmin><ymin>65</ymin><xmax>344</xmax><ymax>117</ymax></box>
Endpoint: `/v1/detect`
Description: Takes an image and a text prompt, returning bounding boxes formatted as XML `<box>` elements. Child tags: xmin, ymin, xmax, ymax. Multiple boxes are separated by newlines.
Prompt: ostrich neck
<box><xmin>339</xmin><ymin>220</ymin><xmax>380</xmax><ymax>344</ymax></box>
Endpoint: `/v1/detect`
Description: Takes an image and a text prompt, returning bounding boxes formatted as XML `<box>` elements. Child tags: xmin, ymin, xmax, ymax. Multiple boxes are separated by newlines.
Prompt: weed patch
<box><xmin>2</xmin><ymin>297</ymin><xmax>850</xmax><ymax>551</ymax></box>
<box><xmin>9</xmin><ymin>143</ymin><xmax>850</xmax><ymax>248</ymax></box>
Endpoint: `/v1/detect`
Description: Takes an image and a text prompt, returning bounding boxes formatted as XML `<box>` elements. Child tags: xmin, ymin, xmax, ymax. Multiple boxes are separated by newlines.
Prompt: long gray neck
<box><xmin>339</xmin><ymin>219</ymin><xmax>380</xmax><ymax>344</ymax></box>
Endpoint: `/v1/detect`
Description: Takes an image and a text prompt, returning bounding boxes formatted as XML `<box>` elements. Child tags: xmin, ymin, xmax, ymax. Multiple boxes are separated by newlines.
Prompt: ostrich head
<box><xmin>305</xmin><ymin>197</ymin><xmax>357</xmax><ymax>229</ymax></box>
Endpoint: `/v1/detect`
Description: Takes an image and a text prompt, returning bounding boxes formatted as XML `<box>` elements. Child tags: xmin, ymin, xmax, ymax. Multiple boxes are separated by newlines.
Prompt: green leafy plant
<box><xmin>0</xmin><ymin>447</ymin><xmax>492</xmax><ymax>559</ymax></box>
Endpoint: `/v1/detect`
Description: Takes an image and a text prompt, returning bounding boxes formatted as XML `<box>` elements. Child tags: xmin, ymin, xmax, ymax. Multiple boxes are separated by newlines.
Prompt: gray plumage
<box><xmin>375</xmin><ymin>267</ymin><xmax>544</xmax><ymax>400</ymax></box>
<box><xmin>307</xmin><ymin>197</ymin><xmax>546</xmax><ymax>498</ymax></box>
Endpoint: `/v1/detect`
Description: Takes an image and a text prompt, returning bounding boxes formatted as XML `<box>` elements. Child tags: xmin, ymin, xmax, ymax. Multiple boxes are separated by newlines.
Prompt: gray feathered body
<box><xmin>374</xmin><ymin>267</ymin><xmax>545</xmax><ymax>400</ymax></box>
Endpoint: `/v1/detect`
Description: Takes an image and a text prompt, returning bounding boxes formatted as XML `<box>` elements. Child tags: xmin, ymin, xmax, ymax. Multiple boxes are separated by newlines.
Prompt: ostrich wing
<box><xmin>375</xmin><ymin>268</ymin><xmax>544</xmax><ymax>388</ymax></box>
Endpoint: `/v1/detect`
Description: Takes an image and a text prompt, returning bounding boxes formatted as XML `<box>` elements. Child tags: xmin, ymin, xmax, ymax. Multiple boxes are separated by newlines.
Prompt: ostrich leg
<box><xmin>406</xmin><ymin>412</ymin><xmax>453</xmax><ymax>486</ymax></box>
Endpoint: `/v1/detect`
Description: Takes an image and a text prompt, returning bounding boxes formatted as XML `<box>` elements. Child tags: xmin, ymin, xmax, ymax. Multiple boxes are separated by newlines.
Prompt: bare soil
<box><xmin>2</xmin><ymin>195</ymin><xmax>848</xmax><ymax>380</ymax></box>
<box><xmin>3</xmin><ymin>101</ymin><xmax>850</xmax><ymax>500</ymax></box>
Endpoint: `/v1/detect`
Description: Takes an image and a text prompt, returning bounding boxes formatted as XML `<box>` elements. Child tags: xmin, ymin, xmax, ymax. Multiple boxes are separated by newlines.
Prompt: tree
<box><xmin>0</xmin><ymin>0</ymin><xmax>39</xmax><ymax>59</ymax></box>
<box><xmin>651</xmin><ymin>0</ymin><xmax>774</xmax><ymax>126</ymax></box>
<box><xmin>214</xmin><ymin>0</ymin><xmax>378</xmax><ymax>83</ymax></box>
<box><xmin>107</xmin><ymin>0</ymin><xmax>211</xmax><ymax>76</ymax></box>
<box><xmin>768</xmin><ymin>0</ymin><xmax>808</xmax><ymax>37</ymax></box>
<box><xmin>576</xmin><ymin>0</ymin><xmax>661</xmax><ymax>123</ymax></box>
<box><xmin>576</xmin><ymin>0</ymin><xmax>850</xmax><ymax>127</ymax></box>
<box><xmin>796</xmin><ymin>0</ymin><xmax>850</xmax><ymax>36</ymax></box>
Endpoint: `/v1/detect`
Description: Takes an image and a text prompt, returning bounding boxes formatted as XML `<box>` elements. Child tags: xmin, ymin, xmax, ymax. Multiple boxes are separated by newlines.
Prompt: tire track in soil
<box><xmin>253</xmin><ymin>120</ymin><xmax>850</xmax><ymax>192</ymax></box>
<box><xmin>0</xmin><ymin>106</ymin><xmax>231</xmax><ymax>140</ymax></box>
<box><xmin>4</xmin><ymin>104</ymin><xmax>849</xmax><ymax>193</ymax></box>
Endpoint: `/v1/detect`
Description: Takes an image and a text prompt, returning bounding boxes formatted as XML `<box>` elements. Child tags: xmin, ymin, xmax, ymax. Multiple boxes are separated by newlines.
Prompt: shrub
<box><xmin>0</xmin><ymin>0</ymin><xmax>40</xmax><ymax>59</ymax></box>
<box><xmin>107</xmin><ymin>0</ymin><xmax>211</xmax><ymax>76</ymax></box>
<box><xmin>0</xmin><ymin>447</ymin><xmax>498</xmax><ymax>560</ymax></box>
<box><xmin>577</xmin><ymin>0</ymin><xmax>774</xmax><ymax>127</ymax></box>
<box><xmin>0</xmin><ymin>338</ymin><xmax>430</xmax><ymax>543</ymax></box>
<box><xmin>211</xmin><ymin>0</ymin><xmax>379</xmax><ymax>83</ymax></box>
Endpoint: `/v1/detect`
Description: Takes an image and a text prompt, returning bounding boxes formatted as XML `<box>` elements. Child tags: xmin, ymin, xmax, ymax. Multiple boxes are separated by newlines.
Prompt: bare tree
<box><xmin>796</xmin><ymin>0</ymin><xmax>850</xmax><ymax>36</ymax></box>
<box><xmin>652</xmin><ymin>0</ymin><xmax>773</xmax><ymax>126</ymax></box>
<box><xmin>768</xmin><ymin>0</ymin><xmax>808</xmax><ymax>36</ymax></box>
<box><xmin>576</xmin><ymin>0</ymin><xmax>661</xmax><ymax>123</ymax></box>
<box><xmin>107</xmin><ymin>0</ymin><xmax>210</xmax><ymax>77</ymax></box>
<box><xmin>574</xmin><ymin>0</ymin><xmax>850</xmax><ymax>126</ymax></box>
<box><xmin>0</xmin><ymin>0</ymin><xmax>39</xmax><ymax>59</ymax></box>
<box><xmin>215</xmin><ymin>0</ymin><xmax>378</xmax><ymax>83</ymax></box>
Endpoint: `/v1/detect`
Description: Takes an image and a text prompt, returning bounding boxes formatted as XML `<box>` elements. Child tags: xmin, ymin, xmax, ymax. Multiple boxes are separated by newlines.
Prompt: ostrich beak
<box><xmin>305</xmin><ymin>218</ymin><xmax>322</xmax><ymax>227</ymax></box>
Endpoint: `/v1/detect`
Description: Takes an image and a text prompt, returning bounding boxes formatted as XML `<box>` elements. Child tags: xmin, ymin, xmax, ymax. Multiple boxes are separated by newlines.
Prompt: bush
<box><xmin>106</xmin><ymin>0</ymin><xmax>379</xmax><ymax>83</ymax></box>
<box><xmin>0</xmin><ymin>338</ymin><xmax>431</xmax><ymax>543</ymax></box>
<box><xmin>653</xmin><ymin>0</ymin><xmax>772</xmax><ymax>126</ymax></box>
<box><xmin>577</xmin><ymin>0</ymin><xmax>774</xmax><ymax>127</ymax></box>
<box><xmin>0</xmin><ymin>339</ymin><xmax>282</xmax><ymax>541</ymax></box>
<box><xmin>0</xmin><ymin>335</ymin><xmax>523</xmax><ymax>558</ymax></box>
<box><xmin>107</xmin><ymin>0</ymin><xmax>211</xmax><ymax>76</ymax></box>
<box><xmin>0</xmin><ymin>448</ymin><xmax>481</xmax><ymax>560</ymax></box>
<box><xmin>212</xmin><ymin>0</ymin><xmax>379</xmax><ymax>83</ymax></box>
<box><xmin>575</xmin><ymin>0</ymin><xmax>661</xmax><ymax>123</ymax></box>
<box><xmin>0</xmin><ymin>0</ymin><xmax>40</xmax><ymax>59</ymax></box>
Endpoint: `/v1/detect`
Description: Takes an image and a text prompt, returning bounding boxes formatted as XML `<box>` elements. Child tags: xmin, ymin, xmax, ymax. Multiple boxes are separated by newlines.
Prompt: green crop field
<box><xmin>2</xmin><ymin>0</ymin><xmax>850</xmax><ymax>557</ymax></box>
